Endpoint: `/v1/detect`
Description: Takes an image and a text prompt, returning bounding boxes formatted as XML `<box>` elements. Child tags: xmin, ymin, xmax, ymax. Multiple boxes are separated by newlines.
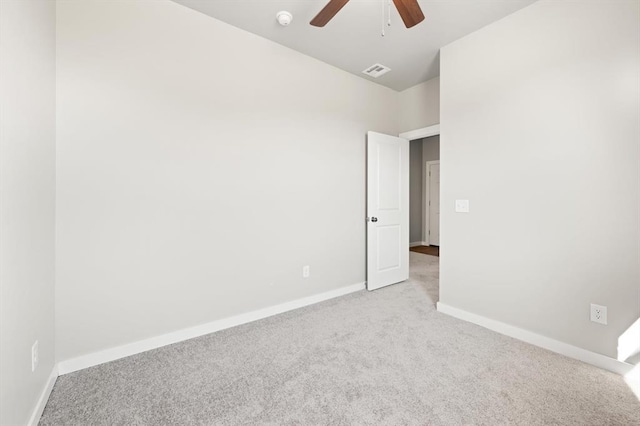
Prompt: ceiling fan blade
<box><xmin>310</xmin><ymin>0</ymin><xmax>350</xmax><ymax>27</ymax></box>
<box><xmin>393</xmin><ymin>0</ymin><xmax>425</xmax><ymax>28</ymax></box>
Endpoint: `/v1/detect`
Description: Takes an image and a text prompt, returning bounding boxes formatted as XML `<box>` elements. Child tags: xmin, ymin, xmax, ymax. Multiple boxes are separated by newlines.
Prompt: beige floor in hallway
<box><xmin>40</xmin><ymin>253</ymin><xmax>639</xmax><ymax>425</ymax></box>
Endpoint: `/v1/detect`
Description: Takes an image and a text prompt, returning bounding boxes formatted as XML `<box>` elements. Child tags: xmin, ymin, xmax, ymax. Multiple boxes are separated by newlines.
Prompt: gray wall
<box><xmin>422</xmin><ymin>136</ymin><xmax>440</xmax><ymax>163</ymax></box>
<box><xmin>0</xmin><ymin>0</ymin><xmax>57</xmax><ymax>424</ymax></box>
<box><xmin>55</xmin><ymin>0</ymin><xmax>398</xmax><ymax>362</ymax></box>
<box><xmin>440</xmin><ymin>0</ymin><xmax>639</xmax><ymax>359</ymax></box>
<box><xmin>411</xmin><ymin>136</ymin><xmax>440</xmax><ymax>244</ymax></box>
<box><xmin>409</xmin><ymin>141</ymin><xmax>423</xmax><ymax>243</ymax></box>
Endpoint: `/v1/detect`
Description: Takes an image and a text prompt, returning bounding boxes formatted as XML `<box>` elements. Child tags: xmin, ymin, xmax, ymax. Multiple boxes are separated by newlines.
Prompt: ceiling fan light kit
<box><xmin>310</xmin><ymin>0</ymin><xmax>424</xmax><ymax>29</ymax></box>
<box><xmin>276</xmin><ymin>11</ymin><xmax>293</xmax><ymax>26</ymax></box>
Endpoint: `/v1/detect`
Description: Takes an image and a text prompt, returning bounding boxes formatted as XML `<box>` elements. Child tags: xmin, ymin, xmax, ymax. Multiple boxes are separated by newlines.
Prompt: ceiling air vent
<box><xmin>362</xmin><ymin>63</ymin><xmax>391</xmax><ymax>78</ymax></box>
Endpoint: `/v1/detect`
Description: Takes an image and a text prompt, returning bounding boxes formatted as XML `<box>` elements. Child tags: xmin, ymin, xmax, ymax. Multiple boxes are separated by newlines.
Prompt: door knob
<box><xmin>371</xmin><ymin>217</ymin><xmax>378</xmax><ymax>222</ymax></box>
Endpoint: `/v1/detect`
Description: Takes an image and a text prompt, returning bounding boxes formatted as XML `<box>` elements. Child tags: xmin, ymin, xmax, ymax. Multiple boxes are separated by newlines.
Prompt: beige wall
<box><xmin>398</xmin><ymin>77</ymin><xmax>440</xmax><ymax>133</ymax></box>
<box><xmin>0</xmin><ymin>0</ymin><xmax>57</xmax><ymax>424</ymax></box>
<box><xmin>440</xmin><ymin>0</ymin><xmax>639</xmax><ymax>359</ymax></box>
<box><xmin>55</xmin><ymin>0</ymin><xmax>398</xmax><ymax>362</ymax></box>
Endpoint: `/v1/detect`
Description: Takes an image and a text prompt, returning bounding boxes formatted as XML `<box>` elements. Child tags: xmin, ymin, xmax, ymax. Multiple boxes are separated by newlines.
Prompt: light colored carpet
<box><xmin>40</xmin><ymin>253</ymin><xmax>640</xmax><ymax>425</ymax></box>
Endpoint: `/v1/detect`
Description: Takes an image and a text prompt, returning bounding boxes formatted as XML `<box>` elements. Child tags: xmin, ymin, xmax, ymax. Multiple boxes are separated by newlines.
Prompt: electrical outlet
<box><xmin>31</xmin><ymin>340</ymin><xmax>39</xmax><ymax>372</ymax></box>
<box><xmin>590</xmin><ymin>304</ymin><xmax>607</xmax><ymax>325</ymax></box>
<box><xmin>302</xmin><ymin>265</ymin><xmax>310</xmax><ymax>278</ymax></box>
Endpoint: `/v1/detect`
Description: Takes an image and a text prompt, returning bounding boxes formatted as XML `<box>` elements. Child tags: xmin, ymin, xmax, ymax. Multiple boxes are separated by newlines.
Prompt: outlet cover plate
<box><xmin>590</xmin><ymin>303</ymin><xmax>607</xmax><ymax>325</ymax></box>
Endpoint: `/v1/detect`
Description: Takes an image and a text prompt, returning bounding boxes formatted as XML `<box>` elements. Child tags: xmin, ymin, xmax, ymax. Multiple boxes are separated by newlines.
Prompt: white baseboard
<box><xmin>28</xmin><ymin>364</ymin><xmax>58</xmax><ymax>426</ymax></box>
<box><xmin>58</xmin><ymin>282</ymin><xmax>366</xmax><ymax>375</ymax></box>
<box><xmin>409</xmin><ymin>241</ymin><xmax>429</xmax><ymax>247</ymax></box>
<box><xmin>436</xmin><ymin>302</ymin><xmax>634</xmax><ymax>376</ymax></box>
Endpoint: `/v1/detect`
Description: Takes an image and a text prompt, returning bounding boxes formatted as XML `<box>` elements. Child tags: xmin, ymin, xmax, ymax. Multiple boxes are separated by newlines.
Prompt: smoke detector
<box><xmin>362</xmin><ymin>63</ymin><xmax>391</xmax><ymax>78</ymax></box>
<box><xmin>276</xmin><ymin>11</ymin><xmax>293</xmax><ymax>26</ymax></box>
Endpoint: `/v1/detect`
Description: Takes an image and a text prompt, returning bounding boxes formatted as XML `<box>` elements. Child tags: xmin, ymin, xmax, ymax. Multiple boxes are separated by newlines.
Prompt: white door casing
<box><xmin>427</xmin><ymin>161</ymin><xmax>440</xmax><ymax>246</ymax></box>
<box><xmin>366</xmin><ymin>131</ymin><xmax>409</xmax><ymax>291</ymax></box>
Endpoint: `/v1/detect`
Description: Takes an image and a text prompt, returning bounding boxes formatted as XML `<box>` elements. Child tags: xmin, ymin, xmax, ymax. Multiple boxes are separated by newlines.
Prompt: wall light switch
<box><xmin>455</xmin><ymin>200</ymin><xmax>470</xmax><ymax>213</ymax></box>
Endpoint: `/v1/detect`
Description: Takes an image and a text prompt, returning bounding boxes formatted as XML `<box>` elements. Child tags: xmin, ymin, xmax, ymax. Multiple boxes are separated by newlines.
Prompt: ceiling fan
<box><xmin>310</xmin><ymin>0</ymin><xmax>425</xmax><ymax>28</ymax></box>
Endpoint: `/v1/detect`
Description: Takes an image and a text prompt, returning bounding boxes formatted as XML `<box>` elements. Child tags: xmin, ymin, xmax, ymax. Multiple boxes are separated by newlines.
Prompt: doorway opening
<box><xmin>364</xmin><ymin>126</ymin><xmax>439</xmax><ymax>295</ymax></box>
<box><xmin>401</xmin><ymin>124</ymin><xmax>440</xmax><ymax>303</ymax></box>
<box><xmin>404</xmin><ymin>125</ymin><xmax>440</xmax><ymax>258</ymax></box>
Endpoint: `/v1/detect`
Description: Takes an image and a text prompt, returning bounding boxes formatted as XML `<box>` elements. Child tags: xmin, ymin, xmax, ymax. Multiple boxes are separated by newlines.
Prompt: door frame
<box><xmin>425</xmin><ymin>160</ymin><xmax>440</xmax><ymax>246</ymax></box>
<box><xmin>399</xmin><ymin>124</ymin><xmax>440</xmax><ymax>141</ymax></box>
<box><xmin>399</xmin><ymin>124</ymin><xmax>441</xmax><ymax>247</ymax></box>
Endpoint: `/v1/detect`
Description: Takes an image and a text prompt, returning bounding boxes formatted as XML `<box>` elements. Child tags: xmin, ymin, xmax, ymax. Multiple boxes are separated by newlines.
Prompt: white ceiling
<box><xmin>172</xmin><ymin>0</ymin><xmax>537</xmax><ymax>91</ymax></box>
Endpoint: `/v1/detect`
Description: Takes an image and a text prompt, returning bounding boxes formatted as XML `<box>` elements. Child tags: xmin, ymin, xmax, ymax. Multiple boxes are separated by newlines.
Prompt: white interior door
<box><xmin>367</xmin><ymin>131</ymin><xmax>409</xmax><ymax>291</ymax></box>
<box><xmin>428</xmin><ymin>162</ymin><xmax>440</xmax><ymax>246</ymax></box>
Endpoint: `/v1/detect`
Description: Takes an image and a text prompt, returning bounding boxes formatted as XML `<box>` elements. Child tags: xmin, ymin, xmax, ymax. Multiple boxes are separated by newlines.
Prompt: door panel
<box><xmin>367</xmin><ymin>131</ymin><xmax>409</xmax><ymax>291</ymax></box>
<box><xmin>376</xmin><ymin>225</ymin><xmax>401</xmax><ymax>271</ymax></box>
<box><xmin>377</xmin><ymin>143</ymin><xmax>401</xmax><ymax>210</ymax></box>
